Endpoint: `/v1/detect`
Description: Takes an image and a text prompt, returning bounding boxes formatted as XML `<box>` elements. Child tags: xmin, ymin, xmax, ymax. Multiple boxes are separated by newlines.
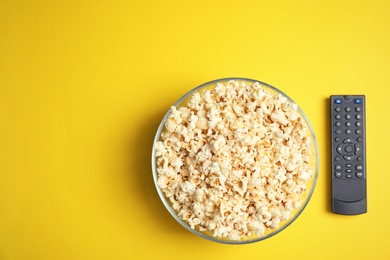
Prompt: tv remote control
<box><xmin>330</xmin><ymin>95</ymin><xmax>367</xmax><ymax>215</ymax></box>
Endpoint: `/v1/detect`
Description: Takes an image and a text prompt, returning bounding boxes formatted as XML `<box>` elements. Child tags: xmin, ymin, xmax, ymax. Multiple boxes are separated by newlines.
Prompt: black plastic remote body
<box><xmin>330</xmin><ymin>95</ymin><xmax>367</xmax><ymax>215</ymax></box>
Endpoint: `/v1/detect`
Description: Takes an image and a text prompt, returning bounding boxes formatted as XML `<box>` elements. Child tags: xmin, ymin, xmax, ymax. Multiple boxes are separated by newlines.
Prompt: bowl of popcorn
<box><xmin>152</xmin><ymin>78</ymin><xmax>319</xmax><ymax>244</ymax></box>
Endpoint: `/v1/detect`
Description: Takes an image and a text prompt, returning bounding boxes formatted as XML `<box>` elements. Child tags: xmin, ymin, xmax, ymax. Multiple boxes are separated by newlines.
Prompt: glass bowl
<box><xmin>151</xmin><ymin>77</ymin><xmax>319</xmax><ymax>244</ymax></box>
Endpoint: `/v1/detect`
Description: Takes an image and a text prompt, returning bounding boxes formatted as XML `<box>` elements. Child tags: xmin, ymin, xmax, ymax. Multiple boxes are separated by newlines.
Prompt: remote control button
<box><xmin>357</xmin><ymin>156</ymin><xmax>363</xmax><ymax>162</ymax></box>
<box><xmin>335</xmin><ymin>156</ymin><xmax>341</xmax><ymax>162</ymax></box>
<box><xmin>335</xmin><ymin>129</ymin><xmax>342</xmax><ymax>135</ymax></box>
<box><xmin>354</xmin><ymin>143</ymin><xmax>362</xmax><ymax>155</ymax></box>
<box><xmin>345</xmin><ymin>107</ymin><xmax>351</xmax><ymax>112</ymax></box>
<box><xmin>335</xmin><ymin>114</ymin><xmax>341</xmax><ymax>120</ymax></box>
<box><xmin>354</xmin><ymin>99</ymin><xmax>362</xmax><ymax>104</ymax></box>
<box><xmin>344</xmin><ymin>145</ymin><xmax>354</xmax><ymax>154</ymax></box>
<box><xmin>335</xmin><ymin>121</ymin><xmax>341</xmax><ymax>127</ymax></box>
<box><xmin>336</xmin><ymin>144</ymin><xmax>343</xmax><ymax>154</ymax></box>
<box><xmin>335</xmin><ymin>107</ymin><xmax>342</xmax><ymax>112</ymax></box>
<box><xmin>356</xmin><ymin>129</ymin><xmax>362</xmax><ymax>135</ymax></box>
<box><xmin>345</xmin><ymin>121</ymin><xmax>351</xmax><ymax>127</ymax></box>
<box><xmin>356</xmin><ymin>121</ymin><xmax>361</xmax><ymax>127</ymax></box>
<box><xmin>335</xmin><ymin>172</ymin><xmax>343</xmax><ymax>178</ymax></box>
<box><xmin>335</xmin><ymin>137</ymin><xmax>341</xmax><ymax>142</ymax></box>
<box><xmin>357</xmin><ymin>137</ymin><xmax>362</xmax><ymax>142</ymax></box>
<box><xmin>356</xmin><ymin>114</ymin><xmax>361</xmax><ymax>120</ymax></box>
<box><xmin>344</xmin><ymin>96</ymin><xmax>353</xmax><ymax>102</ymax></box>
<box><xmin>345</xmin><ymin>129</ymin><xmax>351</xmax><ymax>134</ymax></box>
<box><xmin>343</xmin><ymin>155</ymin><xmax>354</xmax><ymax>161</ymax></box>
<box><xmin>345</xmin><ymin>114</ymin><xmax>351</xmax><ymax>120</ymax></box>
<box><xmin>345</xmin><ymin>163</ymin><xmax>353</xmax><ymax>168</ymax></box>
<box><xmin>343</xmin><ymin>137</ymin><xmax>354</xmax><ymax>144</ymax></box>
<box><xmin>356</xmin><ymin>172</ymin><xmax>363</xmax><ymax>178</ymax></box>
<box><xmin>335</xmin><ymin>99</ymin><xmax>342</xmax><ymax>104</ymax></box>
<box><xmin>345</xmin><ymin>169</ymin><xmax>352</xmax><ymax>174</ymax></box>
<box><xmin>355</xmin><ymin>106</ymin><xmax>361</xmax><ymax>112</ymax></box>
<box><xmin>335</xmin><ymin>164</ymin><xmax>342</xmax><ymax>171</ymax></box>
<box><xmin>356</xmin><ymin>165</ymin><xmax>363</xmax><ymax>171</ymax></box>
<box><xmin>345</xmin><ymin>173</ymin><xmax>353</xmax><ymax>178</ymax></box>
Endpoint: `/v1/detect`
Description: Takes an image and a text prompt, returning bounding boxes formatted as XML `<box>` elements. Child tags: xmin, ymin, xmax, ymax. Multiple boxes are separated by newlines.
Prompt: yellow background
<box><xmin>1</xmin><ymin>0</ymin><xmax>389</xmax><ymax>259</ymax></box>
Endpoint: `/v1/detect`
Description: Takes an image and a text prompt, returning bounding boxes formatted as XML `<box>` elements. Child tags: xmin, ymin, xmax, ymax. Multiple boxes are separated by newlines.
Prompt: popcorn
<box><xmin>155</xmin><ymin>80</ymin><xmax>313</xmax><ymax>241</ymax></box>
<box><xmin>270</xmin><ymin>109</ymin><xmax>289</xmax><ymax>125</ymax></box>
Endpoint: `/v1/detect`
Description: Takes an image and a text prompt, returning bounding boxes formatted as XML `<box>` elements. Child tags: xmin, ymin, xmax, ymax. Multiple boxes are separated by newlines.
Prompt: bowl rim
<box><xmin>151</xmin><ymin>77</ymin><xmax>319</xmax><ymax>244</ymax></box>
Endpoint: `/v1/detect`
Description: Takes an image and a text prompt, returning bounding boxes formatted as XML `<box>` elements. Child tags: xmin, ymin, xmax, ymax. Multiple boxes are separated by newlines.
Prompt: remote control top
<box><xmin>330</xmin><ymin>95</ymin><xmax>367</xmax><ymax>215</ymax></box>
